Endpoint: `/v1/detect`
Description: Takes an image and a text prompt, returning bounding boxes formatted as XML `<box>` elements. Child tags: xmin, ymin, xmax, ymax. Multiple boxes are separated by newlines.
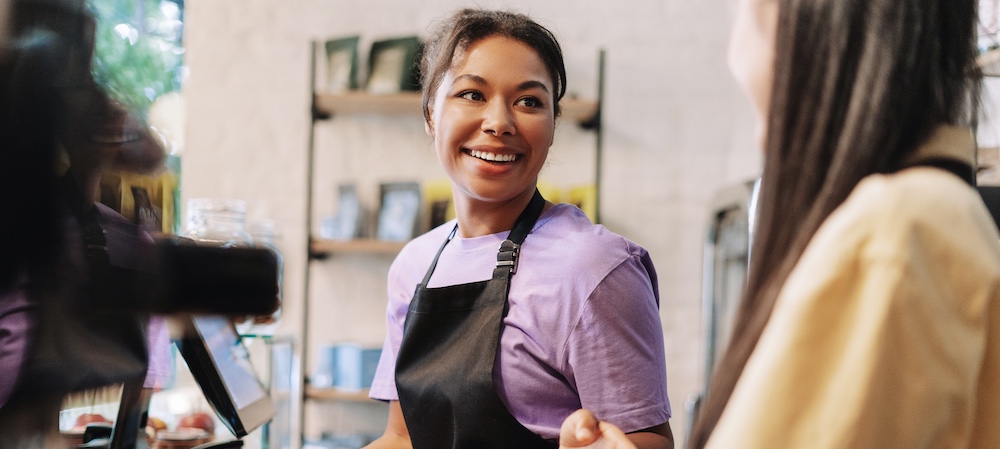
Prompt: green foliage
<box><xmin>89</xmin><ymin>0</ymin><xmax>184</xmax><ymax>115</ymax></box>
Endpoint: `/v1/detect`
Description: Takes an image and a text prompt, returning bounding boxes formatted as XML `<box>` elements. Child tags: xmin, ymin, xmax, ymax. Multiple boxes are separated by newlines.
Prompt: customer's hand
<box><xmin>559</xmin><ymin>409</ymin><xmax>637</xmax><ymax>449</ymax></box>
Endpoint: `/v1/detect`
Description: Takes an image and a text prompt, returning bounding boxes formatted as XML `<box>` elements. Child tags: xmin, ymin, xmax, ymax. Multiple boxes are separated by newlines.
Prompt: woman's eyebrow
<box><xmin>454</xmin><ymin>73</ymin><xmax>488</xmax><ymax>85</ymax></box>
<box><xmin>453</xmin><ymin>74</ymin><xmax>550</xmax><ymax>93</ymax></box>
<box><xmin>517</xmin><ymin>80</ymin><xmax>549</xmax><ymax>93</ymax></box>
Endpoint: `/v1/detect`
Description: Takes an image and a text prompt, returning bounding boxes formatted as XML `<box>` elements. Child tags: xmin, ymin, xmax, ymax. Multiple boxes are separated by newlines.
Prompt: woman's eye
<box><xmin>458</xmin><ymin>91</ymin><xmax>484</xmax><ymax>101</ymax></box>
<box><xmin>517</xmin><ymin>97</ymin><xmax>543</xmax><ymax>108</ymax></box>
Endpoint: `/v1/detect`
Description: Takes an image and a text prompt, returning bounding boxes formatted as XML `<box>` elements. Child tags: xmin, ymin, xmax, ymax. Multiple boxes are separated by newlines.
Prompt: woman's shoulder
<box><xmin>830</xmin><ymin>168</ymin><xmax>1000</xmax><ymax>267</ymax></box>
<box><xmin>532</xmin><ymin>203</ymin><xmax>650</xmax><ymax>262</ymax></box>
<box><xmin>847</xmin><ymin>168</ymin><xmax>991</xmax><ymax>231</ymax></box>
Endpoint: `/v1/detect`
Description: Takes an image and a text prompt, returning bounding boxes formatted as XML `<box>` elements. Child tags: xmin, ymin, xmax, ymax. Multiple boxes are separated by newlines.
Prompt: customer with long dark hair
<box><xmin>684</xmin><ymin>0</ymin><xmax>1000</xmax><ymax>447</ymax></box>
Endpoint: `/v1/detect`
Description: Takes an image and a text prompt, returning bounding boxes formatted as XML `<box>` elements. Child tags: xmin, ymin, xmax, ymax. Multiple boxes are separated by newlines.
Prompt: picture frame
<box><xmin>366</xmin><ymin>36</ymin><xmax>422</xmax><ymax>94</ymax></box>
<box><xmin>324</xmin><ymin>36</ymin><xmax>360</xmax><ymax>93</ymax></box>
<box><xmin>377</xmin><ymin>181</ymin><xmax>422</xmax><ymax>242</ymax></box>
<box><xmin>321</xmin><ymin>183</ymin><xmax>363</xmax><ymax>240</ymax></box>
<box><xmin>564</xmin><ymin>183</ymin><xmax>598</xmax><ymax>223</ymax></box>
<box><xmin>422</xmin><ymin>179</ymin><xmax>454</xmax><ymax>231</ymax></box>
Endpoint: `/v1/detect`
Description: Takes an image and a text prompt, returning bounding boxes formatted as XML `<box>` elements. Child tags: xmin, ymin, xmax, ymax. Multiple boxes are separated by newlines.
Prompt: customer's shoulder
<box><xmin>831</xmin><ymin>168</ymin><xmax>1000</xmax><ymax>264</ymax></box>
<box><xmin>846</xmin><ymin>168</ymin><xmax>983</xmax><ymax>228</ymax></box>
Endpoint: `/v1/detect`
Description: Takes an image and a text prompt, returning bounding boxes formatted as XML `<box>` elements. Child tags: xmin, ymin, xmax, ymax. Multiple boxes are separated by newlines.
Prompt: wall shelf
<box><xmin>310</xmin><ymin>238</ymin><xmax>406</xmax><ymax>257</ymax></box>
<box><xmin>304</xmin><ymin>386</ymin><xmax>377</xmax><ymax>403</ymax></box>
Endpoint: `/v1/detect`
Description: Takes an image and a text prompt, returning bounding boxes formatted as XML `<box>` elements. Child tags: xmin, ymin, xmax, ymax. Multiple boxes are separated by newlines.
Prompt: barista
<box><xmin>364</xmin><ymin>9</ymin><xmax>673</xmax><ymax>449</ymax></box>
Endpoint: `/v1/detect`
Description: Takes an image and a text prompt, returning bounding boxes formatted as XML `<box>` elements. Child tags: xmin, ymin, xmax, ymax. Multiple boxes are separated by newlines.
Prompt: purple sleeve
<box><xmin>95</xmin><ymin>203</ymin><xmax>173</xmax><ymax>390</ymax></box>
<box><xmin>143</xmin><ymin>315</ymin><xmax>172</xmax><ymax>389</ymax></box>
<box><xmin>0</xmin><ymin>280</ymin><xmax>36</xmax><ymax>407</ymax></box>
<box><xmin>564</xmin><ymin>250</ymin><xmax>671</xmax><ymax>433</ymax></box>
<box><xmin>368</xmin><ymin>256</ymin><xmax>411</xmax><ymax>401</ymax></box>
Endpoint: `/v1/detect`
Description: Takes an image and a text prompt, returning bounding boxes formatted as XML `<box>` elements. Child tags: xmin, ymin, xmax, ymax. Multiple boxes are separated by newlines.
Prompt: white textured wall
<box><xmin>182</xmin><ymin>0</ymin><xmax>761</xmax><ymax>446</ymax></box>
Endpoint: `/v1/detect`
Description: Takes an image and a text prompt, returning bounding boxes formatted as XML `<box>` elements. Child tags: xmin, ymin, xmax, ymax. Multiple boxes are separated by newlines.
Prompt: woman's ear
<box><xmin>425</xmin><ymin>114</ymin><xmax>434</xmax><ymax>137</ymax></box>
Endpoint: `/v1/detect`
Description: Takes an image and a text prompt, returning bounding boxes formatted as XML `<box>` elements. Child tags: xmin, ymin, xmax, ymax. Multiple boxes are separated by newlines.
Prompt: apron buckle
<box><xmin>496</xmin><ymin>239</ymin><xmax>520</xmax><ymax>274</ymax></box>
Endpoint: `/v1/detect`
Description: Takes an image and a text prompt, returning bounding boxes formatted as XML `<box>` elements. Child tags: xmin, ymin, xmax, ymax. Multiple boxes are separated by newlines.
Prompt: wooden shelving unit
<box><xmin>313</xmin><ymin>91</ymin><xmax>420</xmax><ymax>116</ymax></box>
<box><xmin>304</xmin><ymin>386</ymin><xmax>376</xmax><ymax>403</ymax></box>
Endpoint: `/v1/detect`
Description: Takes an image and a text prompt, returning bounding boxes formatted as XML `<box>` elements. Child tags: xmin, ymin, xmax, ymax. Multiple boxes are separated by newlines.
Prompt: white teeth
<box><xmin>468</xmin><ymin>149</ymin><xmax>517</xmax><ymax>162</ymax></box>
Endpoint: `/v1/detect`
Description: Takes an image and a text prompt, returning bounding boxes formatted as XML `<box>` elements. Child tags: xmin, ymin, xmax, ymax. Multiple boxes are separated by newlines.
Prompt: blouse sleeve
<box><xmin>707</xmin><ymin>177</ymin><xmax>999</xmax><ymax>448</ymax></box>
<box><xmin>0</xmin><ymin>281</ymin><xmax>35</xmax><ymax>407</ymax></box>
<box><xmin>564</xmin><ymin>249</ymin><xmax>671</xmax><ymax>433</ymax></box>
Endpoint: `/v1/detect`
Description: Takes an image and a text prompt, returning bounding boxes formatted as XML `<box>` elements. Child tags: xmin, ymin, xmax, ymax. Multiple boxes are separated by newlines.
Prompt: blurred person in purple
<box><xmin>0</xmin><ymin>0</ymin><xmax>169</xmax><ymax>444</ymax></box>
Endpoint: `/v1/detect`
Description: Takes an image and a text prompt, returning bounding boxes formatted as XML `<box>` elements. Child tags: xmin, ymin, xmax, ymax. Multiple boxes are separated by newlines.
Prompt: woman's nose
<box><xmin>481</xmin><ymin>100</ymin><xmax>516</xmax><ymax>136</ymax></box>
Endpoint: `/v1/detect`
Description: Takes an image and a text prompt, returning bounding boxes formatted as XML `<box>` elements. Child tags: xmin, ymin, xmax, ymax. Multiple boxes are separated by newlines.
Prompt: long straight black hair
<box><xmin>1</xmin><ymin>1</ymin><xmax>95</xmax><ymax>289</ymax></box>
<box><xmin>688</xmin><ymin>0</ymin><xmax>981</xmax><ymax>447</ymax></box>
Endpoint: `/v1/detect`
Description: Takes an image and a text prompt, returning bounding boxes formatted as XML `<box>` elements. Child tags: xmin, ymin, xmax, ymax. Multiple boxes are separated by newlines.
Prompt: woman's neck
<box><xmin>452</xmin><ymin>190</ymin><xmax>550</xmax><ymax>238</ymax></box>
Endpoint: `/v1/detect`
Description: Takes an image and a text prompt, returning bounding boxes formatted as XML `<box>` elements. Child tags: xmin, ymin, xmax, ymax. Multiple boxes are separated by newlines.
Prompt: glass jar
<box><xmin>184</xmin><ymin>199</ymin><xmax>253</xmax><ymax>248</ymax></box>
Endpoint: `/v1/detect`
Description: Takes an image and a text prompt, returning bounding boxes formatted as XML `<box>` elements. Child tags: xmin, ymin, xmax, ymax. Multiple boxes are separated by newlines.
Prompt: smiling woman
<box><xmin>362</xmin><ymin>8</ymin><xmax>674</xmax><ymax>449</ymax></box>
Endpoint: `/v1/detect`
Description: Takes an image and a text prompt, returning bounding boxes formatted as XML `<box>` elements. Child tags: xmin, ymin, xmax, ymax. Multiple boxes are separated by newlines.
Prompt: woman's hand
<box><xmin>559</xmin><ymin>409</ymin><xmax>637</xmax><ymax>449</ymax></box>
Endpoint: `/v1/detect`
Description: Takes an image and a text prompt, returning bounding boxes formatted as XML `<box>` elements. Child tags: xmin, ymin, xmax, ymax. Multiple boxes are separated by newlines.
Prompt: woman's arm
<box><xmin>559</xmin><ymin>409</ymin><xmax>673</xmax><ymax>449</ymax></box>
<box><xmin>363</xmin><ymin>401</ymin><xmax>411</xmax><ymax>449</ymax></box>
<box><xmin>628</xmin><ymin>422</ymin><xmax>673</xmax><ymax>449</ymax></box>
<box><xmin>563</xmin><ymin>251</ymin><xmax>671</xmax><ymax>445</ymax></box>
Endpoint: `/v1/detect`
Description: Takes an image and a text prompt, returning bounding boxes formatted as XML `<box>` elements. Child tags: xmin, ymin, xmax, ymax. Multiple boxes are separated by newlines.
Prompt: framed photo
<box><xmin>366</xmin><ymin>36</ymin><xmax>422</xmax><ymax>94</ymax></box>
<box><xmin>321</xmin><ymin>183</ymin><xmax>363</xmax><ymax>240</ymax></box>
<box><xmin>324</xmin><ymin>36</ymin><xmax>360</xmax><ymax>93</ymax></box>
<box><xmin>422</xmin><ymin>179</ymin><xmax>454</xmax><ymax>231</ymax></box>
<box><xmin>377</xmin><ymin>181</ymin><xmax>422</xmax><ymax>242</ymax></box>
<box><xmin>564</xmin><ymin>183</ymin><xmax>598</xmax><ymax>223</ymax></box>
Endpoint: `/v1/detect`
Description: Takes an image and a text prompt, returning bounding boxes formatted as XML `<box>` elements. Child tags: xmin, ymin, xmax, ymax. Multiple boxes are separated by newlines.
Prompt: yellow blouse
<box><xmin>707</xmin><ymin>126</ymin><xmax>1000</xmax><ymax>448</ymax></box>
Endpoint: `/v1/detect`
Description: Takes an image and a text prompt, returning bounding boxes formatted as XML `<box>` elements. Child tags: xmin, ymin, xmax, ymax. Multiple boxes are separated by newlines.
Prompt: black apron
<box><xmin>395</xmin><ymin>190</ymin><xmax>557</xmax><ymax>449</ymax></box>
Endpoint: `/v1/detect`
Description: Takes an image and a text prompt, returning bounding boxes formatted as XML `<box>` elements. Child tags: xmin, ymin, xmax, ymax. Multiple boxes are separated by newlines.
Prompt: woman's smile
<box><xmin>464</xmin><ymin>147</ymin><xmax>521</xmax><ymax>163</ymax></box>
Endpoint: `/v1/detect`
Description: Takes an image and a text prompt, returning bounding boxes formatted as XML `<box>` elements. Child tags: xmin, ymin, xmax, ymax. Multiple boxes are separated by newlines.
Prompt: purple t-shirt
<box><xmin>93</xmin><ymin>204</ymin><xmax>172</xmax><ymax>390</ymax></box>
<box><xmin>1</xmin><ymin>204</ymin><xmax>173</xmax><ymax>406</ymax></box>
<box><xmin>0</xmin><ymin>277</ymin><xmax>35</xmax><ymax>407</ymax></box>
<box><xmin>370</xmin><ymin>204</ymin><xmax>671</xmax><ymax>439</ymax></box>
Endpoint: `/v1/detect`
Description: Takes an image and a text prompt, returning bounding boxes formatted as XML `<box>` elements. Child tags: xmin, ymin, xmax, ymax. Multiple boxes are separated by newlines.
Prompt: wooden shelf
<box><xmin>315</xmin><ymin>91</ymin><xmax>422</xmax><ymax>116</ymax></box>
<box><xmin>562</xmin><ymin>98</ymin><xmax>600</xmax><ymax>125</ymax></box>
<box><xmin>310</xmin><ymin>238</ymin><xmax>407</xmax><ymax>256</ymax></box>
<box><xmin>305</xmin><ymin>386</ymin><xmax>377</xmax><ymax>403</ymax></box>
<box><xmin>978</xmin><ymin>48</ymin><xmax>1000</xmax><ymax>76</ymax></box>
<box><xmin>314</xmin><ymin>91</ymin><xmax>599</xmax><ymax>126</ymax></box>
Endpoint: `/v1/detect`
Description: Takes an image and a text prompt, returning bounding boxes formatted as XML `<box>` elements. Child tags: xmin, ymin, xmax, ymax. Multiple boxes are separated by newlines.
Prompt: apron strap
<box><xmin>420</xmin><ymin>225</ymin><xmax>458</xmax><ymax>287</ymax></box>
<box><xmin>506</xmin><ymin>190</ymin><xmax>546</xmax><ymax>244</ymax></box>
<box><xmin>495</xmin><ymin>190</ymin><xmax>545</xmax><ymax>276</ymax></box>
